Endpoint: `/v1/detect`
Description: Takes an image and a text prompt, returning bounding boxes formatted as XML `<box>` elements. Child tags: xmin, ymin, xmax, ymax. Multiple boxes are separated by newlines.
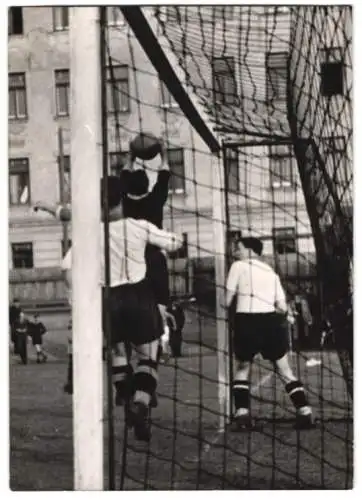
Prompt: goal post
<box><xmin>69</xmin><ymin>6</ymin><xmax>104</xmax><ymax>490</ymax></box>
<box><xmin>212</xmin><ymin>154</ymin><xmax>231</xmax><ymax>428</ymax></box>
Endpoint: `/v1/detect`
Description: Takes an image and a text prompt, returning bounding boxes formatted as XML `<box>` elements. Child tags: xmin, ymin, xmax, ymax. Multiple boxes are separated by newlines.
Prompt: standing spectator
<box><xmin>9</xmin><ymin>298</ymin><xmax>21</xmax><ymax>353</ymax></box>
<box><xmin>28</xmin><ymin>314</ymin><xmax>47</xmax><ymax>364</ymax></box>
<box><xmin>13</xmin><ymin>311</ymin><xmax>29</xmax><ymax>365</ymax></box>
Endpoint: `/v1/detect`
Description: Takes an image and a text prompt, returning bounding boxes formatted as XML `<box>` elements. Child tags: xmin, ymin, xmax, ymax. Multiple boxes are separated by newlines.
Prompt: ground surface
<box><xmin>9</xmin><ymin>308</ymin><xmax>353</xmax><ymax>490</ymax></box>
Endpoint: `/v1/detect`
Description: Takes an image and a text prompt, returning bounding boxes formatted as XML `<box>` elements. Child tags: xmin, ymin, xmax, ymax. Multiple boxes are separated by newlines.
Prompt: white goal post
<box><xmin>70</xmin><ymin>6</ymin><xmax>104</xmax><ymax>490</ymax></box>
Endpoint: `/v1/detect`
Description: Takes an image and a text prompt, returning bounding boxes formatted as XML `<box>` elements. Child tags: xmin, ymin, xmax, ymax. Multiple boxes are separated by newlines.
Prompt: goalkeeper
<box><xmin>226</xmin><ymin>236</ymin><xmax>314</xmax><ymax>431</ymax></box>
<box><xmin>119</xmin><ymin>139</ymin><xmax>174</xmax><ymax>358</ymax></box>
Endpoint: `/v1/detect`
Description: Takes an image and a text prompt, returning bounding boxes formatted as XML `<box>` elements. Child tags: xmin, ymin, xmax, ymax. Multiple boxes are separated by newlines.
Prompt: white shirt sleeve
<box><xmin>226</xmin><ymin>261</ymin><xmax>241</xmax><ymax>307</ymax></box>
<box><xmin>61</xmin><ymin>249</ymin><xmax>72</xmax><ymax>271</ymax></box>
<box><xmin>275</xmin><ymin>274</ymin><xmax>287</xmax><ymax>312</ymax></box>
<box><xmin>143</xmin><ymin>221</ymin><xmax>183</xmax><ymax>252</ymax></box>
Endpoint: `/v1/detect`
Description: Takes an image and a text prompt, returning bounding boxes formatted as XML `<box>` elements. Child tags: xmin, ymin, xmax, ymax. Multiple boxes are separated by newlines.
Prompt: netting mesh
<box><xmin>102</xmin><ymin>5</ymin><xmax>352</xmax><ymax>490</ymax></box>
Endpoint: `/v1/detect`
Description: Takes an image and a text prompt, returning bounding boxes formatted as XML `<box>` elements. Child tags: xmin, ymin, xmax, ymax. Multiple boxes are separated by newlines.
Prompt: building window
<box><xmin>169</xmin><ymin>233</ymin><xmax>188</xmax><ymax>259</ymax></box>
<box><xmin>109</xmin><ymin>152</ymin><xmax>129</xmax><ymax>176</ymax></box>
<box><xmin>12</xmin><ymin>242</ymin><xmax>33</xmax><ymax>269</ymax></box>
<box><xmin>273</xmin><ymin>228</ymin><xmax>297</xmax><ymax>255</ymax></box>
<box><xmin>160</xmin><ymin>81</ymin><xmax>178</xmax><ymax>109</ymax></box>
<box><xmin>58</xmin><ymin>155</ymin><xmax>71</xmax><ymax>200</ymax></box>
<box><xmin>320</xmin><ymin>47</ymin><xmax>344</xmax><ymax>97</ymax></box>
<box><xmin>9</xmin><ymin>158</ymin><xmax>30</xmax><ymax>205</ymax></box>
<box><xmin>212</xmin><ymin>57</ymin><xmax>238</xmax><ymax>105</ymax></box>
<box><xmin>8</xmin><ymin>7</ymin><xmax>23</xmax><ymax>35</ymax></box>
<box><xmin>53</xmin><ymin>7</ymin><xmax>69</xmax><ymax>31</ymax></box>
<box><xmin>55</xmin><ymin>70</ymin><xmax>70</xmax><ymax>117</ymax></box>
<box><xmin>225</xmin><ymin>147</ymin><xmax>239</xmax><ymax>191</ymax></box>
<box><xmin>266</xmin><ymin>52</ymin><xmax>288</xmax><ymax>101</ymax></box>
<box><xmin>107</xmin><ymin>7</ymin><xmax>125</xmax><ymax>25</ymax></box>
<box><xmin>9</xmin><ymin>73</ymin><xmax>27</xmax><ymax>120</ymax></box>
<box><xmin>167</xmin><ymin>148</ymin><xmax>185</xmax><ymax>194</ymax></box>
<box><xmin>106</xmin><ymin>65</ymin><xmax>130</xmax><ymax>113</ymax></box>
<box><xmin>269</xmin><ymin>144</ymin><xmax>294</xmax><ymax>188</ymax></box>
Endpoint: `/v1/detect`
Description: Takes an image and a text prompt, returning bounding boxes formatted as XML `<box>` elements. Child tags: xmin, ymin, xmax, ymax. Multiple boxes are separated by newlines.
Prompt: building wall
<box><xmin>9</xmin><ymin>6</ymin><xmax>314</xmax><ymax>289</ymax></box>
<box><xmin>289</xmin><ymin>6</ymin><xmax>352</xmax><ymax>207</ymax></box>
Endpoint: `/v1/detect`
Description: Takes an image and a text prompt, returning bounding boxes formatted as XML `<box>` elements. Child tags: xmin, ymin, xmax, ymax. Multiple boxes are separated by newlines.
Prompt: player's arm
<box><xmin>225</xmin><ymin>261</ymin><xmax>241</xmax><ymax>308</ymax></box>
<box><xmin>144</xmin><ymin>221</ymin><xmax>183</xmax><ymax>253</ymax></box>
<box><xmin>151</xmin><ymin>142</ymin><xmax>171</xmax><ymax>205</ymax></box>
<box><xmin>275</xmin><ymin>275</ymin><xmax>287</xmax><ymax>314</ymax></box>
<box><xmin>118</xmin><ymin>151</ymin><xmax>136</xmax><ymax>199</ymax></box>
<box><xmin>34</xmin><ymin>202</ymin><xmax>71</xmax><ymax>222</ymax></box>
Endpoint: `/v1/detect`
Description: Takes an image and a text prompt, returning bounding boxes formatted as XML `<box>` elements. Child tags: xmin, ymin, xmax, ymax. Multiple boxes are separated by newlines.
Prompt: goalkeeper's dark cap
<box><xmin>240</xmin><ymin>236</ymin><xmax>263</xmax><ymax>256</ymax></box>
<box><xmin>100</xmin><ymin>176</ymin><xmax>123</xmax><ymax>210</ymax></box>
<box><xmin>128</xmin><ymin>169</ymin><xmax>149</xmax><ymax>196</ymax></box>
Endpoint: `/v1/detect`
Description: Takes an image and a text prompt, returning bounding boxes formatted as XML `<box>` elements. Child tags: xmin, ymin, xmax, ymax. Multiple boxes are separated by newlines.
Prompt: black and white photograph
<box><xmin>6</xmin><ymin>3</ymin><xmax>354</xmax><ymax>492</ymax></box>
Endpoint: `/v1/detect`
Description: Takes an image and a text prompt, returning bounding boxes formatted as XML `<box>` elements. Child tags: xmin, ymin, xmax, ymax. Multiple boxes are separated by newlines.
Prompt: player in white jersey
<box><xmin>226</xmin><ymin>236</ymin><xmax>314</xmax><ymax>430</ymax></box>
<box><xmin>36</xmin><ymin>177</ymin><xmax>182</xmax><ymax>441</ymax></box>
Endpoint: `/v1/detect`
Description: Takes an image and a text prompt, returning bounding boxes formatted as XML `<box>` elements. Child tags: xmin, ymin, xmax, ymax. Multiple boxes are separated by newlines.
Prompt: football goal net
<box><xmin>70</xmin><ymin>5</ymin><xmax>353</xmax><ymax>491</ymax></box>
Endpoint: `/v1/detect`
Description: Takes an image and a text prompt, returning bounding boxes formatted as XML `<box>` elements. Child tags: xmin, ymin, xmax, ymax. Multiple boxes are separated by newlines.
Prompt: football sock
<box><xmin>232</xmin><ymin>379</ymin><xmax>250</xmax><ymax>417</ymax></box>
<box><xmin>133</xmin><ymin>359</ymin><xmax>158</xmax><ymax>407</ymax></box>
<box><xmin>285</xmin><ymin>380</ymin><xmax>312</xmax><ymax>415</ymax></box>
<box><xmin>112</xmin><ymin>355</ymin><xmax>133</xmax><ymax>399</ymax></box>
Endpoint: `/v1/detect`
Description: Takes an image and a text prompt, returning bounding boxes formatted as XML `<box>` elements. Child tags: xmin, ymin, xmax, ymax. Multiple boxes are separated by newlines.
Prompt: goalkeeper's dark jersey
<box><xmin>120</xmin><ymin>170</ymin><xmax>170</xmax><ymax>230</ymax></box>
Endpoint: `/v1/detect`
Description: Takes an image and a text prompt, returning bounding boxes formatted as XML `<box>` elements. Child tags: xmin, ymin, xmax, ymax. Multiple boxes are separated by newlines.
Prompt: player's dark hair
<box><xmin>240</xmin><ymin>237</ymin><xmax>263</xmax><ymax>256</ymax></box>
<box><xmin>100</xmin><ymin>176</ymin><xmax>123</xmax><ymax>210</ymax></box>
<box><xmin>127</xmin><ymin>169</ymin><xmax>149</xmax><ymax>196</ymax></box>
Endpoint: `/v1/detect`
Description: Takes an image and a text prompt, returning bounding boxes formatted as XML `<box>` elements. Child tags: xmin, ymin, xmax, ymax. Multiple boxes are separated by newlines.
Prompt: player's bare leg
<box><xmin>275</xmin><ymin>353</ymin><xmax>314</xmax><ymax>429</ymax></box>
<box><xmin>128</xmin><ymin>339</ymin><xmax>159</xmax><ymax>441</ymax></box>
<box><xmin>231</xmin><ymin>361</ymin><xmax>254</xmax><ymax>430</ymax></box>
<box><xmin>152</xmin><ymin>303</ymin><xmax>170</xmax><ymax>408</ymax></box>
<box><xmin>158</xmin><ymin>304</ymin><xmax>170</xmax><ymax>360</ymax></box>
<box><xmin>35</xmin><ymin>344</ymin><xmax>47</xmax><ymax>364</ymax></box>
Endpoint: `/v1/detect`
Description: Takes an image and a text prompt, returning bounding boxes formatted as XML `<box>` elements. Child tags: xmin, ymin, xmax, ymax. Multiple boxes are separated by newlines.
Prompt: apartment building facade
<box><xmin>9</xmin><ymin>5</ymin><xmax>340</xmax><ymax>300</ymax></box>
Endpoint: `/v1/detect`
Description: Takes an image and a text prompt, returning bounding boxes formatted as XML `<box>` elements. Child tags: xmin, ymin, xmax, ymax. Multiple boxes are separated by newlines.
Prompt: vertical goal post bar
<box><xmin>70</xmin><ymin>6</ymin><xmax>104</xmax><ymax>490</ymax></box>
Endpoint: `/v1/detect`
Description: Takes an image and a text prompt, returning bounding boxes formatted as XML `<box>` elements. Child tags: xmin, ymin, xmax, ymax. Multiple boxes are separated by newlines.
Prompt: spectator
<box><xmin>9</xmin><ymin>298</ymin><xmax>21</xmax><ymax>354</ymax></box>
<box><xmin>13</xmin><ymin>311</ymin><xmax>29</xmax><ymax>365</ymax></box>
<box><xmin>28</xmin><ymin>314</ymin><xmax>47</xmax><ymax>364</ymax></box>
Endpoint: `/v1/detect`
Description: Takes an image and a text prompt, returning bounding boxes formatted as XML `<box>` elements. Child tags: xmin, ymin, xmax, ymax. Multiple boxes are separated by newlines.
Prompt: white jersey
<box><xmin>226</xmin><ymin>258</ymin><xmax>287</xmax><ymax>314</ymax></box>
<box><xmin>62</xmin><ymin>217</ymin><xmax>182</xmax><ymax>288</ymax></box>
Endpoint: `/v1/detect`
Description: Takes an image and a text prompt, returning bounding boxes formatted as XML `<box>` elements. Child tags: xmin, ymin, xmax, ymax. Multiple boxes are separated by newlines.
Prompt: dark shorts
<box><xmin>145</xmin><ymin>246</ymin><xmax>169</xmax><ymax>306</ymax></box>
<box><xmin>32</xmin><ymin>334</ymin><xmax>43</xmax><ymax>346</ymax></box>
<box><xmin>233</xmin><ymin>312</ymin><xmax>289</xmax><ymax>362</ymax></box>
<box><xmin>103</xmin><ymin>279</ymin><xmax>163</xmax><ymax>347</ymax></box>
